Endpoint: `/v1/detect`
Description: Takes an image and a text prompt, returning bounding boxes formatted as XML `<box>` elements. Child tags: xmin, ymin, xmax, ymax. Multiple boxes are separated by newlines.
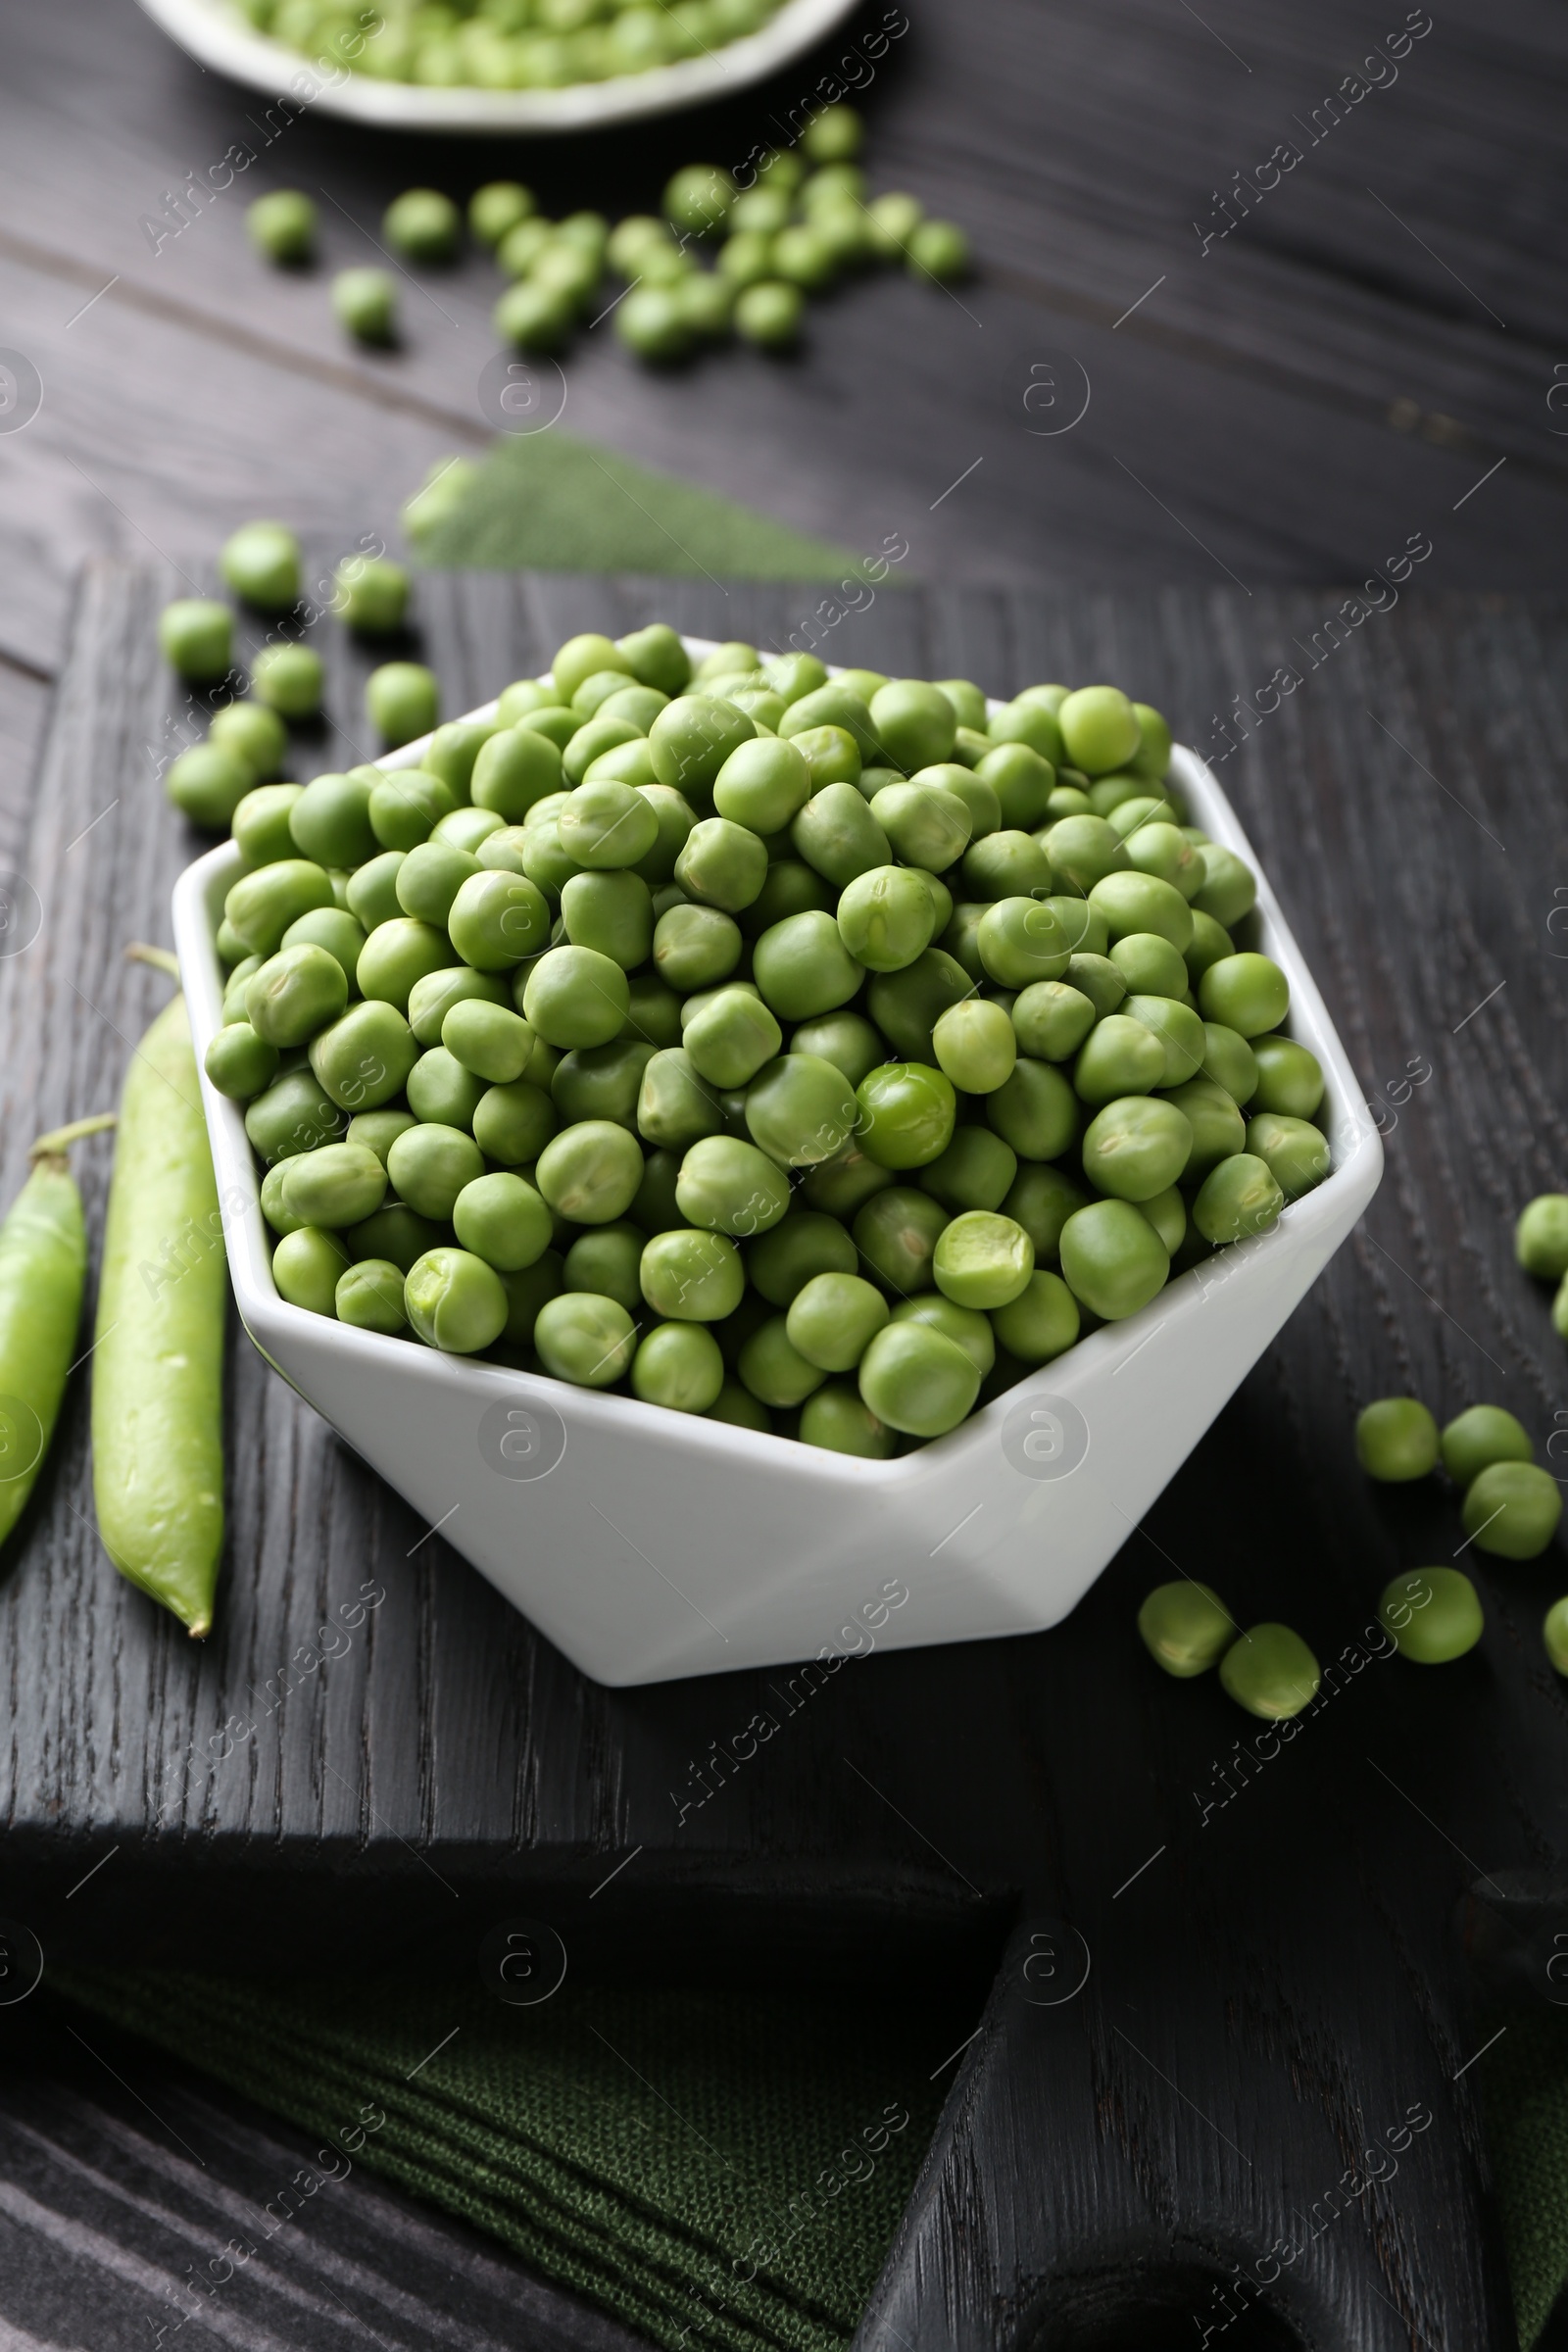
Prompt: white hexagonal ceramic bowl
<box><xmin>172</xmin><ymin>650</ymin><xmax>1382</xmax><ymax>1686</ymax></box>
<box><xmin>136</xmin><ymin>0</ymin><xmax>861</xmax><ymax>133</ymax></box>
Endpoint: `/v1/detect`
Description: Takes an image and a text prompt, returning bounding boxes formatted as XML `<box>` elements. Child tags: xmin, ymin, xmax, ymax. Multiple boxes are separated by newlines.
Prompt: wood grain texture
<box><xmin>5</xmin><ymin>565</ymin><xmax>1568</xmax><ymax>2340</ymax></box>
<box><xmin>0</xmin><ymin>0</ymin><xmax>1560</xmax><ymax>694</ymax></box>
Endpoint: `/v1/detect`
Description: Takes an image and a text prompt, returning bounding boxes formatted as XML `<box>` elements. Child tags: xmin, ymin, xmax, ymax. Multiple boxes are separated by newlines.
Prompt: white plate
<box><xmin>173</xmin><ymin>650</ymin><xmax>1382</xmax><ymax>1686</ymax></box>
<box><xmin>136</xmin><ymin>0</ymin><xmax>862</xmax><ymax>132</ymax></box>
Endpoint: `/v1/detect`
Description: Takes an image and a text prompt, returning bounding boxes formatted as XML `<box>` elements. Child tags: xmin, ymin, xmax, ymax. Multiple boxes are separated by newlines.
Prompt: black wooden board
<box><xmin>4</xmin><ymin>568</ymin><xmax>1568</xmax><ymax>2343</ymax></box>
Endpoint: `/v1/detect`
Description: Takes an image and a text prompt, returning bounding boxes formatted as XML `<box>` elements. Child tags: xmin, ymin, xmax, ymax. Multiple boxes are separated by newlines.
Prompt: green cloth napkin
<box><xmin>53</xmin><ymin>1967</ymin><xmax>958</xmax><ymax>2352</ymax></box>
<box><xmin>401</xmin><ymin>433</ymin><xmax>865</xmax><ymax>580</ymax></box>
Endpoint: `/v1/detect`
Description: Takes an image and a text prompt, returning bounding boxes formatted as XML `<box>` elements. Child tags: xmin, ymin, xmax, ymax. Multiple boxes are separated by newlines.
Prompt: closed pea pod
<box><xmin>0</xmin><ymin>1113</ymin><xmax>115</xmax><ymax>1551</ymax></box>
<box><xmin>93</xmin><ymin>952</ymin><xmax>226</xmax><ymax>1635</ymax></box>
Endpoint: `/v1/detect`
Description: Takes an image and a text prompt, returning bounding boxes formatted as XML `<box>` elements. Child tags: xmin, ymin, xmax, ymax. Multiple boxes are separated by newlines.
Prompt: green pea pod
<box><xmin>93</xmin><ymin>956</ymin><xmax>226</xmax><ymax>1636</ymax></box>
<box><xmin>0</xmin><ymin>1115</ymin><xmax>115</xmax><ymax>1547</ymax></box>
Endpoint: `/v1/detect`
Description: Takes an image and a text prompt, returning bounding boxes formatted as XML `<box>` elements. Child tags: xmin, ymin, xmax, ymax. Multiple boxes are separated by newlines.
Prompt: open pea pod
<box><xmin>92</xmin><ymin>950</ymin><xmax>226</xmax><ymax>1637</ymax></box>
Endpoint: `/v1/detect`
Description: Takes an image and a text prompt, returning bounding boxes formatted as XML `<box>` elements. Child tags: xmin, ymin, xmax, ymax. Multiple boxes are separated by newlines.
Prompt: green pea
<box><xmin>829</xmin><ymin>865</ymin><xmax>931</xmax><ymax>976</ymax></box>
<box><xmin>1011</xmin><ymin>981</ymin><xmax>1096</xmax><ymax>1062</ymax></box>
<box><xmin>636</xmin><ymin>1049</ymin><xmax>723</xmax><ymax>1150</ymax></box>
<box><xmin>882</xmin><ymin>1298</ymin><xmax>988</xmax><ymax>1379</ymax></box>
<box><xmin>1043</xmin><ymin>815</ymin><xmax>1125</xmax><ymax>896</ymax></box>
<box><xmin>244</xmin><ymin>943</ymin><xmax>348</xmax><ymax>1049</ymax></box>
<box><xmin>345</xmin><ymin>1109</ymin><xmax>417</xmax><ymax>1170</ymax></box>
<box><xmin>251</xmin><ymin>642</ymin><xmax>322</xmax><ymax>720</ymax></box>
<box><xmin>357</xmin><ymin>916</ymin><xmax>452</xmax><ymax>1012</ymax></box>
<box><xmin>226</xmin><ymin>858</ymin><xmax>335</xmax><ymax>957</ymax></box>
<box><xmin>853</xmin><ymin>1186</ymin><xmax>947</xmax><ymax>1295</ymax></box>
<box><xmin>787</xmin><ymin>725</ymin><xmax>860</xmax><ymax>796</ymax></box>
<box><xmin>552</xmin><ymin>1042</ymin><xmax>656</xmax><ymax>1132</ymax></box>
<box><xmin>740</xmin><ymin>912</ymin><xmax>858</xmax><ymax>1026</ymax></box>
<box><xmin>915</xmin><ymin>1128</ymin><xmax>1015</xmax><ymax>1216</ymax></box>
<box><xmin>407</xmin><ymin>965</ymin><xmax>509</xmax><ymax>1045</ymax></box>
<box><xmin>1543</xmin><ymin>1597</ymin><xmax>1568</xmax><ymax>1676</ymax></box>
<box><xmin>286</xmin><ymin>770</ymin><xmax>373</xmax><ymax>868</ymax></box>
<box><xmin>986</xmin><ymin>1057</ymin><xmax>1077</xmax><ymax>1159</ymax></box>
<box><xmin>629</xmin><ymin>1322</ymin><xmax>723</xmax><ymax>1413</ymax></box>
<box><xmin>990</xmin><ymin>1269</ymin><xmax>1079</xmax><ymax>1364</ymax></box>
<box><xmin>204</xmin><ymin>1021</ymin><xmax>278</xmax><ymax>1101</ymax></box>
<box><xmin>741</xmin><ymin>1210</ymin><xmax>852</xmax><ymax>1308</ymax></box>
<box><xmin>868</xmin><ymin>780</ymin><xmax>971</xmax><ymax>874</ymax></box>
<box><xmin>972</xmin><ymin>898</ymin><xmax>1067</xmax><ymax>991</ymax></box>
<box><xmin>557</xmin><ymin>870</ymin><xmax>652</xmax><ymax>972</ymax></box>
<box><xmin>1200</xmin><ymin>1022</ymin><xmax>1257</xmax><ymax>1104</ymax></box>
<box><xmin>1059</xmin><ymin>1198</ymin><xmax>1169</xmax><ymax>1319</ymax></box>
<box><xmin>1553</xmin><ymin>1276</ymin><xmax>1568</xmax><ymax>1344</ymax></box>
<box><xmin>1122</xmin><ymin>994</ymin><xmax>1206</xmax><ymax>1088</ymax></box>
<box><xmin>799</xmin><ymin>1385</ymin><xmax>896</xmax><ymax>1456</ymax></box>
<box><xmin>929</xmin><ymin>1002</ymin><xmax>1013</xmax><ymax>1096</ymax></box>
<box><xmin>1199</xmin><ymin>953</ymin><xmax>1289</xmax><ymax>1038</ymax></box>
<box><xmin>498</xmin><ymin>1251</ymin><xmax>565</xmax><ymax>1348</ymax></box>
<box><xmin>1247</xmin><ymin>1112</ymin><xmax>1330</xmax><ymax>1201</ymax></box>
<box><xmin>636</xmin><ymin>1228</ymin><xmax>742</xmax><ymax>1322</ymax></box>
<box><xmin>521</xmin><ymin>945</ymin><xmax>631</xmax><ymax>1050</ymax></box>
<box><xmin>387</xmin><ymin>1122</ymin><xmax>485</xmax><ymax>1221</ymax></box>
<box><xmin>746</xmin><ymin>1053</ymin><xmax>857</xmax><ymax>1169</ymax></box>
<box><xmin>346</xmin><ymin>850</ymin><xmax>407</xmax><ymax>933</ymax></box>
<box><xmin>280</xmin><ymin>908</ymin><xmax>367</xmax><ymax>992</ymax></box>
<box><xmin>676</xmin><ymin>1135</ymin><xmax>791</xmax><ymax>1238</ymax></box>
<box><xmin>802</xmin><ymin>1140</ymin><xmax>895</xmax><ymax>1220</ymax></box>
<box><xmin>367</xmin><ymin>662</ymin><xmax>439</xmax><ymax>749</ymax></box>
<box><xmin>975</xmin><ymin>743</ymin><xmax>1054</xmax><ymax>830</ymax></box>
<box><xmin>1140</xmin><ymin>1186</ymin><xmax>1186</xmax><ymax>1255</ymax></box>
<box><xmin>1108</xmin><ymin>931</ymin><xmax>1187</xmax><ymax>1001</ymax></box>
<box><xmin>1163</xmin><ymin>1077</ymin><xmax>1246</xmax><ymax>1176</ymax></box>
<box><xmin>220</xmin><ymin>519</ymin><xmax>300</xmax><ymax>612</ymax></box>
<box><xmin>932</xmin><ymin>1210</ymin><xmax>1034</xmax><ymax>1310</ymax></box>
<box><xmin>460</xmin><ymin>729</ymin><xmax>558</xmax><ymax>828</ymax></box>
<box><xmin>533</xmin><ymin>1120</ymin><xmax>644</xmax><ymax>1227</ymax></box>
<box><xmin>673</xmin><ymin>817</ymin><xmax>768</xmax><ymax>913</ymax></box>
<box><xmin>1194</xmin><ymin>844</ymin><xmax>1257</xmax><ymax>928</ymax></box>
<box><xmin>790</xmin><ymin>781</ymin><xmax>889</xmax><ymax>888</ymax></box>
<box><xmin>440</xmin><ymin>998</ymin><xmax>533</xmax><ymax>1085</ymax></box>
<box><xmin>1355</xmin><ymin>1396</ymin><xmax>1440</xmax><ymax>1482</ymax></box>
<box><xmin>1250</xmin><ymin>1037</ymin><xmax>1324</xmax><ymax>1119</ymax></box>
<box><xmin>1137</xmin><ymin>1582</ymin><xmax>1235</xmax><ymax>1678</ymax></box>
<box><xmin>647</xmin><ymin>695</ymin><xmax>753</xmax><ymax>796</ymax></box>
<box><xmin>334</xmin><ymin>554</ymin><xmax>409</xmax><ymax>635</ymax></box>
<box><xmin>775</xmin><ymin>1270</ymin><xmax>886</xmax><ymax>1373</ymax></box>
<box><xmin>281</xmin><ymin>1141</ymin><xmax>388</xmax><ymax>1230</ymax></box>
<box><xmin>473</xmin><ymin>1078</ymin><xmax>558</xmax><ymax>1167</ymax></box>
<box><xmin>961</xmin><ymin>832</ymin><xmax>1053</xmax><ymax>906</ymax></box>
<box><xmin>450</xmin><ymin>1172</ymin><xmax>553</xmax><ymax>1272</ymax></box>
<box><xmin>780</xmin><ymin>1015</ymin><xmax>875</xmax><ymax>1092</ymax></box>
<box><xmin>1064</xmin><ymin>951</ymin><xmax>1123</xmax><ymax>1017</ymax></box>
<box><xmin>680</xmin><ymin>988</ymin><xmax>779</xmax><ymax>1091</ymax></box>
<box><xmin>395</xmin><ymin>839</ymin><xmax>479</xmax><ymax>930</ymax></box>
<box><xmin>1185</xmin><ymin>910</ymin><xmax>1236</xmax><ymax>984</ymax></box>
<box><xmin>562</xmin><ymin>1223</ymin><xmax>645</xmax><ymax>1314</ymax></box>
<box><xmin>1220</xmin><ymin>1623</ymin><xmax>1321</xmax><ymax>1720</ymax></box>
<box><xmin>1071</xmin><ymin>1015</ymin><xmax>1162</xmax><ymax>1106</ymax></box>
<box><xmin>1083</xmin><ymin>1097</ymin><xmax>1193</xmax><ymax>1202</ymax></box>
<box><xmin>708</xmin><ymin>735</ymin><xmax>808</xmax><ymax>834</ymax></box>
<box><xmin>161</xmin><ymin>599</ymin><xmax>235</xmax><ymax>694</ymax></box>
<box><xmin>1193</xmin><ymin>1152</ymin><xmax>1284</xmax><ymax>1246</ymax></box>
<box><xmin>858</xmin><ymin>1321</ymin><xmax>977</xmax><ymax>1437</ymax></box>
<box><xmin>855</xmin><ymin>1063</ymin><xmax>955</xmax><ymax>1170</ymax></box>
<box><xmin>245</xmin><ymin>1066</ymin><xmax>346</xmax><ymax>1163</ymax></box>
<box><xmin>1089</xmin><ymin>870</ymin><xmax>1194</xmax><ymax>956</ymax></box>
<box><xmin>1441</xmin><ymin>1404</ymin><xmax>1534</xmax><ymax>1489</ymax></box>
<box><xmin>167</xmin><ymin>743</ymin><xmax>254</xmax><ymax>828</ymax></box>
<box><xmin>221</xmin><ymin>956</ymin><xmax>262</xmax><ymax>1022</ymax></box>
<box><xmin>1055</xmin><ymin>685</ymin><xmax>1139</xmax><ymax>776</ymax></box>
<box><xmin>1380</xmin><ymin>1568</ymin><xmax>1484</xmax><ymax>1663</ymax></box>
<box><xmin>609</xmin><ymin>625</ymin><xmax>685</xmax><ymax>701</ymax></box>
<box><xmin>408</xmin><ymin>1047</ymin><xmax>486</xmax><ymax>1132</ymax></box>
<box><xmin>422</xmin><ymin>719</ymin><xmax>499</xmax><ymax>803</ymax></box>
<box><xmin>621</xmin><ymin>785</ymin><xmax>694</xmax><ymax>888</ymax></box>
<box><xmin>1124</xmin><ymin>821</ymin><xmax>1202</xmax><ymax>903</ymax></box>
<box><xmin>984</xmin><ymin>695</ymin><xmax>1062</xmax><ymax>764</ymax></box>
<box><xmin>534</xmin><ymin>1294</ymin><xmax>636</xmax><ymax>1387</ymax></box>
<box><xmin>273</xmin><ymin>1226</ymin><xmax>349</xmax><ymax>1315</ymax></box>
<box><xmin>453</xmin><ymin>869</ymin><xmax>555</xmax><ymax>973</ymax></box>
<box><xmin>519</xmin><ymin>815</ymin><xmax>582</xmax><ymax>902</ymax></box>
<box><xmin>516</xmin><ymin>707</ymin><xmax>581</xmax><ymax>755</ymax></box>
<box><xmin>860</xmin><ymin>680</ymin><xmax>951</xmax><ymax>774</ymax></box>
<box><xmin>233</xmin><ymin>782</ymin><xmax>305</xmax><ymax>867</ymax></box>
<box><xmin>334</xmin><ymin>1257</ymin><xmax>408</xmax><ymax>1334</ymax></box>
<box><xmin>555</xmin><ymin>778</ymin><xmax>657</xmax><ymax>872</ymax></box>
<box><xmin>653</xmin><ymin>889</ymin><xmax>747</xmax><ymax>983</ymax></box>
<box><xmin>867</xmin><ymin>949</ymin><xmax>971</xmax><ymax>1062</ymax></box>
<box><xmin>1515</xmin><ymin>1194</ymin><xmax>1568</xmax><ymax>1280</ymax></box>
<box><xmin>403</xmin><ymin>1246</ymin><xmax>508</xmax><ymax>1355</ymax></box>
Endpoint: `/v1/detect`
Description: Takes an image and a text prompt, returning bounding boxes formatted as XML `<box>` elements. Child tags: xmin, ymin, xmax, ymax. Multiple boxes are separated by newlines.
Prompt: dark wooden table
<box><xmin>1</xmin><ymin>0</ymin><xmax>1566</xmax><ymax>2345</ymax></box>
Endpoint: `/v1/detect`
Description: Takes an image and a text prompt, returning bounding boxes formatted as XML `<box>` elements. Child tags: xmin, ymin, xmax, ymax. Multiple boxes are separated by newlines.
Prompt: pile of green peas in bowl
<box><xmin>228</xmin><ymin>0</ymin><xmax>787</xmax><ymax>91</ymax></box>
<box><xmin>199</xmin><ymin>626</ymin><xmax>1332</xmax><ymax>1457</ymax></box>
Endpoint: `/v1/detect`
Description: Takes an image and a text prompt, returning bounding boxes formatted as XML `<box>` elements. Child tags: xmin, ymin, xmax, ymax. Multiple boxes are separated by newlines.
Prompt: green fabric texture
<box><xmin>54</xmin><ymin>1968</ymin><xmax>956</xmax><ymax>2352</ymax></box>
<box><xmin>404</xmin><ymin>433</ymin><xmax>865</xmax><ymax>579</ymax></box>
<box><xmin>1480</xmin><ymin>2008</ymin><xmax>1568</xmax><ymax>2347</ymax></box>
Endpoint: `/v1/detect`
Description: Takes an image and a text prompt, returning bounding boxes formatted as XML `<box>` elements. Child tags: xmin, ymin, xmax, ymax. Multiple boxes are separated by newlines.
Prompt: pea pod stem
<box><xmin>125</xmin><ymin>942</ymin><xmax>181</xmax><ymax>979</ymax></box>
<box><xmin>31</xmin><ymin>1113</ymin><xmax>117</xmax><ymax>1162</ymax></box>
